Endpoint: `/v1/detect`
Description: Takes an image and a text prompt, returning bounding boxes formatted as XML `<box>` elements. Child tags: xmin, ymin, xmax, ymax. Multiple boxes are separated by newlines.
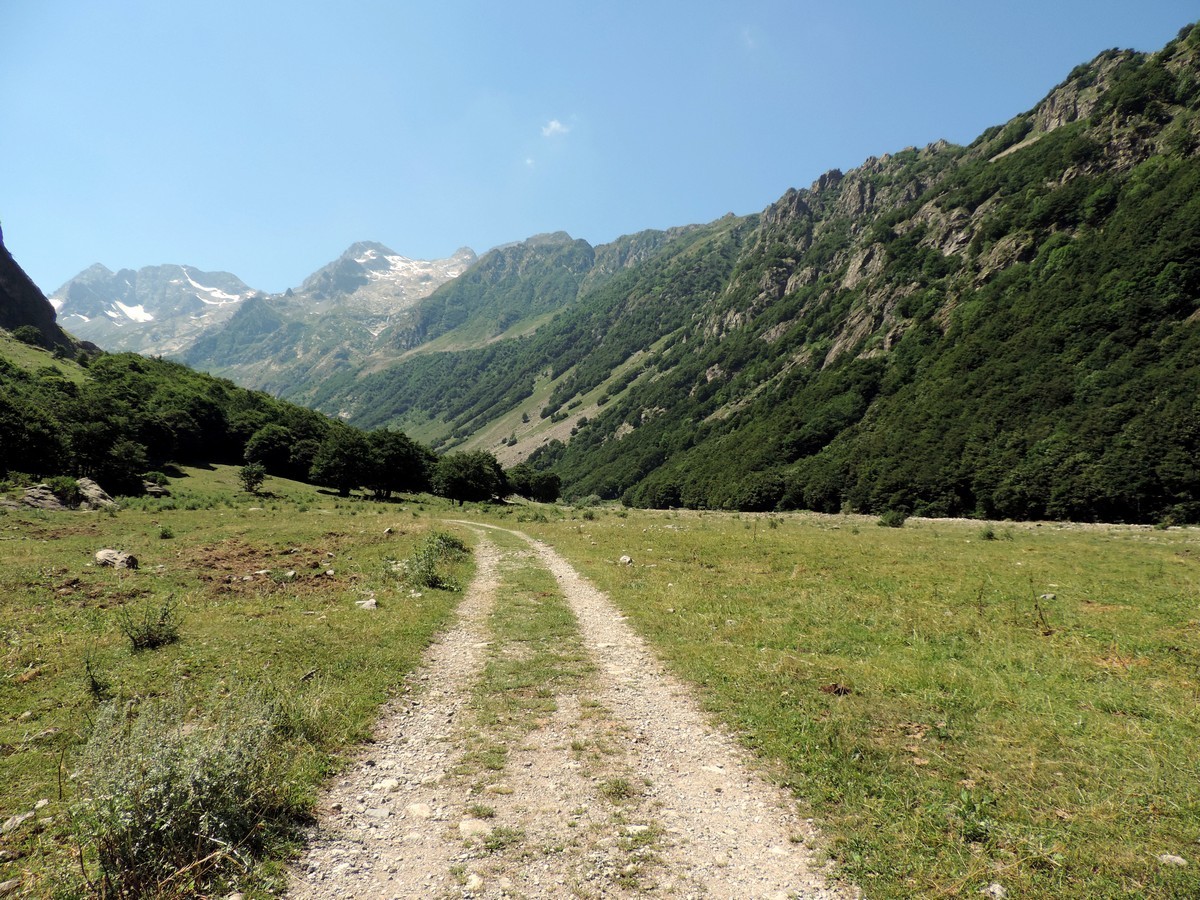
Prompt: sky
<box><xmin>2</xmin><ymin>1</ymin><xmax>1197</xmax><ymax>295</ymax></box>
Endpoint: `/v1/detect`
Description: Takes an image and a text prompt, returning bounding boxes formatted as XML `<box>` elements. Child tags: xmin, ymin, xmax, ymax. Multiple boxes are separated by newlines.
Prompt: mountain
<box><xmin>297</xmin><ymin>23</ymin><xmax>1200</xmax><ymax>523</ymax></box>
<box><xmin>0</xmin><ymin>227</ymin><xmax>80</xmax><ymax>354</ymax></box>
<box><xmin>49</xmin><ymin>243</ymin><xmax>476</xmax><ymax>363</ymax></box>
<box><xmin>51</xmin><ymin>263</ymin><xmax>256</xmax><ymax>355</ymax></box>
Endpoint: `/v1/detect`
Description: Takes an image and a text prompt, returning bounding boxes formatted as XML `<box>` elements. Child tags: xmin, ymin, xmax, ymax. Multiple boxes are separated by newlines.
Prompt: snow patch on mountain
<box><xmin>114</xmin><ymin>301</ymin><xmax>154</xmax><ymax>322</ymax></box>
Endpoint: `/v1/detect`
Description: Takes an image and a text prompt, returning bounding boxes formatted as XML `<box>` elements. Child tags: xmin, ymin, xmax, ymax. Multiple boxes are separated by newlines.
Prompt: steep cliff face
<box><xmin>0</xmin><ymin>231</ymin><xmax>77</xmax><ymax>352</ymax></box>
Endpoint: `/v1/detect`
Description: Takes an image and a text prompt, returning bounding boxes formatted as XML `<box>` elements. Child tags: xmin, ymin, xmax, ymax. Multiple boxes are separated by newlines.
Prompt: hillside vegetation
<box><xmin>276</xmin><ymin>24</ymin><xmax>1200</xmax><ymax>524</ymax></box>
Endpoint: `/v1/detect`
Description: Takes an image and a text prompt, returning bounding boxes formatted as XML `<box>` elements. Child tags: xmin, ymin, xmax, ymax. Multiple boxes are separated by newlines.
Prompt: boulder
<box><xmin>77</xmin><ymin>478</ymin><xmax>116</xmax><ymax>510</ymax></box>
<box><xmin>143</xmin><ymin>480</ymin><xmax>170</xmax><ymax>497</ymax></box>
<box><xmin>95</xmin><ymin>549</ymin><xmax>138</xmax><ymax>570</ymax></box>
<box><xmin>21</xmin><ymin>486</ymin><xmax>67</xmax><ymax>511</ymax></box>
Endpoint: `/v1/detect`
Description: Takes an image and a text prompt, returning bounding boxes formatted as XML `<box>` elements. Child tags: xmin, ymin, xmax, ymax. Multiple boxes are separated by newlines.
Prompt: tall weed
<box><xmin>74</xmin><ymin>688</ymin><xmax>306</xmax><ymax>897</ymax></box>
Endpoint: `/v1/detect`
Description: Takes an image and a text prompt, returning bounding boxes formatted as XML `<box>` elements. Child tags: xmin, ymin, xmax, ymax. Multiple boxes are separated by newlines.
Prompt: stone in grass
<box><xmin>1</xmin><ymin>812</ymin><xmax>34</xmax><ymax>834</ymax></box>
<box><xmin>95</xmin><ymin>549</ymin><xmax>138</xmax><ymax>569</ymax></box>
<box><xmin>355</xmin><ymin>598</ymin><xmax>378</xmax><ymax>610</ymax></box>
<box><xmin>459</xmin><ymin>818</ymin><xmax>491</xmax><ymax>839</ymax></box>
<box><xmin>979</xmin><ymin>885</ymin><xmax>1007</xmax><ymax>899</ymax></box>
<box><xmin>619</xmin><ymin>555</ymin><xmax>634</xmax><ymax>566</ymax></box>
<box><xmin>1158</xmin><ymin>853</ymin><xmax>1188</xmax><ymax>867</ymax></box>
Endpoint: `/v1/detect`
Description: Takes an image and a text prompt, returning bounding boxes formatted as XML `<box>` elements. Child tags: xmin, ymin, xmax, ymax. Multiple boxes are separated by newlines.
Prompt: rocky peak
<box><xmin>1030</xmin><ymin>49</ymin><xmax>1136</xmax><ymax>136</ymax></box>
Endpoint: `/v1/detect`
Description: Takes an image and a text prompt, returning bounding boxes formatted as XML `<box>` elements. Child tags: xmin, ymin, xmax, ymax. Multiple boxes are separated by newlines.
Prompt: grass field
<box><xmin>0</xmin><ymin>466</ymin><xmax>472</xmax><ymax>896</ymax></box>
<box><xmin>480</xmin><ymin>505</ymin><xmax>1200</xmax><ymax>899</ymax></box>
<box><xmin>4</xmin><ymin>474</ymin><xmax>1198</xmax><ymax>897</ymax></box>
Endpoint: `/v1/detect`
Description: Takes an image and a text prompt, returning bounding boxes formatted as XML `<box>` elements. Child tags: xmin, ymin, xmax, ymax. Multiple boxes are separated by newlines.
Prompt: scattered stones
<box><xmin>95</xmin><ymin>548</ymin><xmax>138</xmax><ymax>569</ymax></box>
<box><xmin>1158</xmin><ymin>853</ymin><xmax>1188</xmax><ymax>867</ymax></box>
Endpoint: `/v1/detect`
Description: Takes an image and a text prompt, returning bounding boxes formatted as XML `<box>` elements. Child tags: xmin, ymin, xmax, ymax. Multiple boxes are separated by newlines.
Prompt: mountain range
<box><xmin>49</xmin><ymin>243</ymin><xmax>476</xmax><ymax>362</ymax></box>
<box><xmin>11</xmin><ymin>22</ymin><xmax>1200</xmax><ymax>522</ymax></box>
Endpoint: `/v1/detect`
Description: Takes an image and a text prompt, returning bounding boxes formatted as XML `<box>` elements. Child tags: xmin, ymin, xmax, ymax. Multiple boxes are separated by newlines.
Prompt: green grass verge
<box><xmin>0</xmin><ymin>465</ymin><xmax>471</xmax><ymax>897</ymax></box>
<box><xmin>480</xmin><ymin>505</ymin><xmax>1200</xmax><ymax>899</ymax></box>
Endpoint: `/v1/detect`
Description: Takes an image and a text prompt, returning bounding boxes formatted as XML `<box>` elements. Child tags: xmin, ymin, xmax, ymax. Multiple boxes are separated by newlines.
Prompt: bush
<box><xmin>74</xmin><ymin>688</ymin><xmax>304</xmax><ymax>897</ymax></box>
<box><xmin>400</xmin><ymin>531</ymin><xmax>470</xmax><ymax>590</ymax></box>
<box><xmin>11</xmin><ymin>324</ymin><xmax>43</xmax><ymax>346</ymax></box>
<box><xmin>877</xmin><ymin>509</ymin><xmax>908</xmax><ymax>528</ymax></box>
<box><xmin>116</xmin><ymin>597</ymin><xmax>181</xmax><ymax>651</ymax></box>
<box><xmin>45</xmin><ymin>475</ymin><xmax>83</xmax><ymax>508</ymax></box>
<box><xmin>238</xmin><ymin>463</ymin><xmax>266</xmax><ymax>495</ymax></box>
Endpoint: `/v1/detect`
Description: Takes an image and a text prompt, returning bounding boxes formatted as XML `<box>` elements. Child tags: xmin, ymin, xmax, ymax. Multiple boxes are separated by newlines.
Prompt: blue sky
<box><xmin>2</xmin><ymin>1</ymin><xmax>1197</xmax><ymax>294</ymax></box>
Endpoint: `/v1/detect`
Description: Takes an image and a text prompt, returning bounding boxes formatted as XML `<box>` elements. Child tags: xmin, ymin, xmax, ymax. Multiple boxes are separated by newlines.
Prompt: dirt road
<box><xmin>287</xmin><ymin>524</ymin><xmax>855</xmax><ymax>899</ymax></box>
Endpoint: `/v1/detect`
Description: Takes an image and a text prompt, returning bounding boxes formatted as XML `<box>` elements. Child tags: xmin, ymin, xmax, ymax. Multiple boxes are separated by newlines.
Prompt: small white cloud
<box><xmin>541</xmin><ymin>119</ymin><xmax>569</xmax><ymax>138</ymax></box>
<box><xmin>525</xmin><ymin>157</ymin><xmax>535</xmax><ymax>168</ymax></box>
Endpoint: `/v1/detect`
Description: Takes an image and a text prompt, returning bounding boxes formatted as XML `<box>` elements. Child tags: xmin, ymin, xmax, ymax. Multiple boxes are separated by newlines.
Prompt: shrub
<box><xmin>238</xmin><ymin>463</ymin><xmax>266</xmax><ymax>495</ymax></box>
<box><xmin>116</xmin><ymin>597</ymin><xmax>181</xmax><ymax>651</ymax></box>
<box><xmin>11</xmin><ymin>324</ymin><xmax>43</xmax><ymax>346</ymax></box>
<box><xmin>45</xmin><ymin>475</ymin><xmax>83</xmax><ymax>508</ymax></box>
<box><xmin>400</xmin><ymin>531</ymin><xmax>469</xmax><ymax>590</ymax></box>
<box><xmin>74</xmin><ymin>688</ymin><xmax>304</xmax><ymax>897</ymax></box>
<box><xmin>877</xmin><ymin>509</ymin><xmax>908</xmax><ymax>528</ymax></box>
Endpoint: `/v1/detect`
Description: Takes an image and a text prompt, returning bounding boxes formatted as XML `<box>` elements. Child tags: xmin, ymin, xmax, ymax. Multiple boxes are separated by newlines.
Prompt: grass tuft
<box><xmin>116</xmin><ymin>597</ymin><xmax>182</xmax><ymax>651</ymax></box>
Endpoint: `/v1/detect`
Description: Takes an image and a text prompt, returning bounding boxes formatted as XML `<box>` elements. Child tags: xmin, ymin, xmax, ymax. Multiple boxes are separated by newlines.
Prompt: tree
<box><xmin>238</xmin><ymin>462</ymin><xmax>266</xmax><ymax>495</ymax></box>
<box><xmin>364</xmin><ymin>430</ymin><xmax>433</xmax><ymax>500</ymax></box>
<box><xmin>309</xmin><ymin>428</ymin><xmax>370</xmax><ymax>496</ymax></box>
<box><xmin>244</xmin><ymin>424</ymin><xmax>294</xmax><ymax>473</ymax></box>
<box><xmin>506</xmin><ymin>463</ymin><xmax>560</xmax><ymax>503</ymax></box>
<box><xmin>433</xmin><ymin>451</ymin><xmax>506</xmax><ymax>505</ymax></box>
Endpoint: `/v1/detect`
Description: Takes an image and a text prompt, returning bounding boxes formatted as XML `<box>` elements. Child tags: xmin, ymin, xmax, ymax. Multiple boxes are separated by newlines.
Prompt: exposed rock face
<box><xmin>0</xmin><ymin>234</ymin><xmax>75</xmax><ymax>352</ymax></box>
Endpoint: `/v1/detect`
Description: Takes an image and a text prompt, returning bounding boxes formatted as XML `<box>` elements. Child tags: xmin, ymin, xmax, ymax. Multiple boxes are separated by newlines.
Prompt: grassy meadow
<box><xmin>3</xmin><ymin>471</ymin><xmax>1198</xmax><ymax>898</ymax></box>
<box><xmin>0</xmin><ymin>466</ymin><xmax>472</xmax><ymax>896</ymax></box>
<box><xmin>479</xmin><ymin>505</ymin><xmax>1200</xmax><ymax>899</ymax></box>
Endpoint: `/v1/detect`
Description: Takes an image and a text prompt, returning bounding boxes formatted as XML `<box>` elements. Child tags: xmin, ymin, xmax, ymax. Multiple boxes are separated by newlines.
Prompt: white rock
<box><xmin>619</xmin><ymin>555</ymin><xmax>633</xmax><ymax>566</ymax></box>
<box><xmin>406</xmin><ymin>802</ymin><xmax>433</xmax><ymax>818</ymax></box>
<box><xmin>980</xmin><ymin>884</ymin><xmax>1007</xmax><ymax>899</ymax></box>
<box><xmin>373</xmin><ymin>777</ymin><xmax>400</xmax><ymax>792</ymax></box>
<box><xmin>459</xmin><ymin>818</ymin><xmax>491</xmax><ymax>838</ymax></box>
<box><xmin>355</xmin><ymin>598</ymin><xmax>377</xmax><ymax>610</ymax></box>
<box><xmin>465</xmin><ymin>873</ymin><xmax>484</xmax><ymax>890</ymax></box>
<box><xmin>1158</xmin><ymin>853</ymin><xmax>1188</xmax><ymax>867</ymax></box>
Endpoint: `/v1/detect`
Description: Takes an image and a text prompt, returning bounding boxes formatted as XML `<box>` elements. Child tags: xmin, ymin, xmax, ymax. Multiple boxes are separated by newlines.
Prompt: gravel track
<box><xmin>286</xmin><ymin>525</ymin><xmax>855</xmax><ymax>899</ymax></box>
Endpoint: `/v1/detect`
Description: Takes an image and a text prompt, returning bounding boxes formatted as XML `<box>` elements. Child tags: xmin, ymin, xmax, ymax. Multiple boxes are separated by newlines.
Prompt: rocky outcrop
<box><xmin>0</xmin><ymin>234</ymin><xmax>75</xmax><ymax>353</ymax></box>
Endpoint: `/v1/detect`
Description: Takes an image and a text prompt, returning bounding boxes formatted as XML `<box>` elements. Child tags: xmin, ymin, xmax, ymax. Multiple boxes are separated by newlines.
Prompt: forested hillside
<box><xmin>298</xmin><ymin>24</ymin><xmax>1200</xmax><ymax>523</ymax></box>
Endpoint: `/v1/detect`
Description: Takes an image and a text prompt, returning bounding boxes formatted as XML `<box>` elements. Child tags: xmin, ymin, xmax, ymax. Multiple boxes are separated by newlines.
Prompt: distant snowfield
<box><xmin>114</xmin><ymin>301</ymin><xmax>154</xmax><ymax>322</ymax></box>
<box><xmin>182</xmin><ymin>267</ymin><xmax>243</xmax><ymax>304</ymax></box>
